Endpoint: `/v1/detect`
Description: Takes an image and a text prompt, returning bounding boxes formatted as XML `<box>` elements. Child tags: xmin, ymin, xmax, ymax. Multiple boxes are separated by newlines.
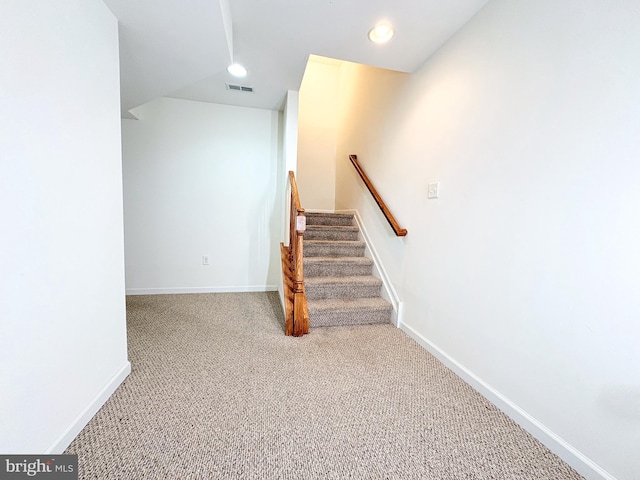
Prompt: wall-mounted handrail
<box><xmin>349</xmin><ymin>155</ymin><xmax>407</xmax><ymax>237</ymax></box>
<box><xmin>280</xmin><ymin>171</ymin><xmax>309</xmax><ymax>336</ymax></box>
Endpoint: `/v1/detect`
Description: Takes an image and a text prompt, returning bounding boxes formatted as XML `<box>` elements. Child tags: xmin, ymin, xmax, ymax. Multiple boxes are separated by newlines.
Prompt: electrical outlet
<box><xmin>427</xmin><ymin>182</ymin><xmax>439</xmax><ymax>199</ymax></box>
<box><xmin>202</xmin><ymin>255</ymin><xmax>210</xmax><ymax>266</ymax></box>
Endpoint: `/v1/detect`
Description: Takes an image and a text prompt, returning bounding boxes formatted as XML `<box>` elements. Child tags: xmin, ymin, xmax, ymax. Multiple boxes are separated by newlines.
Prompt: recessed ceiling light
<box><xmin>227</xmin><ymin>63</ymin><xmax>247</xmax><ymax>78</ymax></box>
<box><xmin>368</xmin><ymin>24</ymin><xmax>394</xmax><ymax>44</ymax></box>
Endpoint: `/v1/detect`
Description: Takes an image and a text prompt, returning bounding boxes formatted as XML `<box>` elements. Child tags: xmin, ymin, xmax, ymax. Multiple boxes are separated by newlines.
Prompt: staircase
<box><xmin>304</xmin><ymin>212</ymin><xmax>393</xmax><ymax>327</ymax></box>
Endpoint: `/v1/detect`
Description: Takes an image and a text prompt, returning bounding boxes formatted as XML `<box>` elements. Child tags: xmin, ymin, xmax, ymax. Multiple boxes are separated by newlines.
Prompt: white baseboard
<box><xmin>126</xmin><ymin>285</ymin><xmax>278</xmax><ymax>295</ymax></box>
<box><xmin>399</xmin><ymin>322</ymin><xmax>617</xmax><ymax>480</ymax></box>
<box><xmin>46</xmin><ymin>361</ymin><xmax>131</xmax><ymax>454</ymax></box>
<box><xmin>335</xmin><ymin>209</ymin><xmax>403</xmax><ymax>327</ymax></box>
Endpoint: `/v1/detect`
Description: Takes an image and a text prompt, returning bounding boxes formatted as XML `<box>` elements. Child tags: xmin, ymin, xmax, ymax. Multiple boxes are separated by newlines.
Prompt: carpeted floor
<box><xmin>66</xmin><ymin>292</ymin><xmax>583</xmax><ymax>479</ymax></box>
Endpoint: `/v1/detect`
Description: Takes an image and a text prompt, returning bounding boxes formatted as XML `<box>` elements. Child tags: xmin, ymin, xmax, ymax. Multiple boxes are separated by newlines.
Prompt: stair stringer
<box><xmin>334</xmin><ymin>209</ymin><xmax>403</xmax><ymax>327</ymax></box>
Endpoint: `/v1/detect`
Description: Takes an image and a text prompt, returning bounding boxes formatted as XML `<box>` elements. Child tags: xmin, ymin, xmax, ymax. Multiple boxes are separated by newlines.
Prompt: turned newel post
<box><xmin>282</xmin><ymin>170</ymin><xmax>309</xmax><ymax>337</ymax></box>
<box><xmin>292</xmin><ymin>212</ymin><xmax>307</xmax><ymax>336</ymax></box>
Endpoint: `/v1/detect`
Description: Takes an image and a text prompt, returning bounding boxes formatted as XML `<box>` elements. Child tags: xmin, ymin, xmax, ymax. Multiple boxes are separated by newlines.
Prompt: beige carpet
<box><xmin>66</xmin><ymin>292</ymin><xmax>583</xmax><ymax>479</ymax></box>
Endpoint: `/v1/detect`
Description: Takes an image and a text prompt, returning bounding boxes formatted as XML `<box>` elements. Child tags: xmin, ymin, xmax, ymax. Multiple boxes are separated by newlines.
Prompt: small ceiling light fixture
<box><xmin>368</xmin><ymin>23</ymin><xmax>394</xmax><ymax>44</ymax></box>
<box><xmin>227</xmin><ymin>63</ymin><xmax>247</xmax><ymax>78</ymax></box>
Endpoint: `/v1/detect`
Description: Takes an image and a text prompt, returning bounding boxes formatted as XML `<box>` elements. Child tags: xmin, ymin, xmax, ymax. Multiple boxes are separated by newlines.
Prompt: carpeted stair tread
<box><xmin>305</xmin><ymin>256</ymin><xmax>372</xmax><ymax>265</ymax></box>
<box><xmin>308</xmin><ymin>296</ymin><xmax>391</xmax><ymax>311</ymax></box>
<box><xmin>307</xmin><ymin>223</ymin><xmax>358</xmax><ymax>232</ymax></box>
<box><xmin>305</xmin><ymin>275</ymin><xmax>382</xmax><ymax>287</ymax></box>
<box><xmin>304</xmin><ymin>256</ymin><xmax>373</xmax><ymax>277</ymax></box>
<box><xmin>307</xmin><ymin>297</ymin><xmax>392</xmax><ymax>327</ymax></box>
<box><xmin>305</xmin><ymin>212</ymin><xmax>355</xmax><ymax>226</ymax></box>
<box><xmin>304</xmin><ymin>225</ymin><xmax>360</xmax><ymax>241</ymax></box>
<box><xmin>305</xmin><ymin>225</ymin><xmax>359</xmax><ymax>232</ymax></box>
<box><xmin>304</xmin><ymin>240</ymin><xmax>366</xmax><ymax>257</ymax></box>
<box><xmin>305</xmin><ymin>275</ymin><xmax>383</xmax><ymax>300</ymax></box>
<box><xmin>305</xmin><ymin>239</ymin><xmax>364</xmax><ymax>246</ymax></box>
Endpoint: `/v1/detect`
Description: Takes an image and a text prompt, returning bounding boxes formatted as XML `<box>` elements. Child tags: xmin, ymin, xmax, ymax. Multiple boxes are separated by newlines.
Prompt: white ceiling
<box><xmin>104</xmin><ymin>0</ymin><xmax>488</xmax><ymax>115</ymax></box>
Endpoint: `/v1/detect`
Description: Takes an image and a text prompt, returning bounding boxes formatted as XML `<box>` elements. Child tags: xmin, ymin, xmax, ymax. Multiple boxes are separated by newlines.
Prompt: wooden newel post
<box><xmin>292</xmin><ymin>212</ymin><xmax>307</xmax><ymax>336</ymax></box>
<box><xmin>282</xmin><ymin>171</ymin><xmax>309</xmax><ymax>337</ymax></box>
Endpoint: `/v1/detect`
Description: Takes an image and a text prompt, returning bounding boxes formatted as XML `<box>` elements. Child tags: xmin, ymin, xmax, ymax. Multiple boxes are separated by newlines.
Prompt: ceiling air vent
<box><xmin>226</xmin><ymin>83</ymin><xmax>254</xmax><ymax>93</ymax></box>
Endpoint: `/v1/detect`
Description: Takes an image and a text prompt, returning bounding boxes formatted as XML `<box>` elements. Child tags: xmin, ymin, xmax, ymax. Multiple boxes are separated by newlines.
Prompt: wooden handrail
<box><xmin>289</xmin><ymin>171</ymin><xmax>302</xmax><ymax>213</ymax></box>
<box><xmin>349</xmin><ymin>155</ymin><xmax>407</xmax><ymax>237</ymax></box>
<box><xmin>280</xmin><ymin>171</ymin><xmax>309</xmax><ymax>336</ymax></box>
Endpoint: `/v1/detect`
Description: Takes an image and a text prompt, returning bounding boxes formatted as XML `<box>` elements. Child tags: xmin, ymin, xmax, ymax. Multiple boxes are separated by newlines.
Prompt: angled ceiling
<box><xmin>104</xmin><ymin>0</ymin><xmax>488</xmax><ymax>115</ymax></box>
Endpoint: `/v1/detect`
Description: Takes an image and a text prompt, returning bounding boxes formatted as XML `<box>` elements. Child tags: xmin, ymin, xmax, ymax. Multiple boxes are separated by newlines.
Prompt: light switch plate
<box><xmin>428</xmin><ymin>182</ymin><xmax>439</xmax><ymax>199</ymax></box>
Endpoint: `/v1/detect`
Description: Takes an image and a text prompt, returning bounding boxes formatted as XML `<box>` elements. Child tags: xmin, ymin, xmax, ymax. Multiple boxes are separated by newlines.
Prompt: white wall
<box><xmin>334</xmin><ymin>1</ymin><xmax>640</xmax><ymax>479</ymax></box>
<box><xmin>0</xmin><ymin>0</ymin><xmax>129</xmax><ymax>453</ymax></box>
<box><xmin>297</xmin><ymin>58</ymin><xmax>341</xmax><ymax>210</ymax></box>
<box><xmin>334</xmin><ymin>62</ymin><xmax>410</xmax><ymax>285</ymax></box>
<box><xmin>279</xmin><ymin>91</ymin><xmax>299</xmax><ymax>306</ymax></box>
<box><xmin>283</xmin><ymin>89</ymin><xmax>300</xmax><ymax>240</ymax></box>
<box><xmin>283</xmin><ymin>90</ymin><xmax>300</xmax><ymax>177</ymax></box>
<box><xmin>122</xmin><ymin>97</ymin><xmax>282</xmax><ymax>294</ymax></box>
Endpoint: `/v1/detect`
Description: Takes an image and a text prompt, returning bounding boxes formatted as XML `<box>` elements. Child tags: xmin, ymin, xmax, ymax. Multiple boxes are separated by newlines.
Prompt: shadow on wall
<box><xmin>598</xmin><ymin>387</ymin><xmax>640</xmax><ymax>422</ymax></box>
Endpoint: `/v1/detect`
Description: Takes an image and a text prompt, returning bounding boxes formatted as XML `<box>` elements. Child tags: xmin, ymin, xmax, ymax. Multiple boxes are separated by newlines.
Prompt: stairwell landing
<box><xmin>304</xmin><ymin>212</ymin><xmax>393</xmax><ymax>327</ymax></box>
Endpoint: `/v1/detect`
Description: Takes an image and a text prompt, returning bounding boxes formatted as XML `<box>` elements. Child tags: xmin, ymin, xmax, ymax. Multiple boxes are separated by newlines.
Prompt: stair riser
<box><xmin>305</xmin><ymin>263</ymin><xmax>373</xmax><ymax>277</ymax></box>
<box><xmin>306</xmin><ymin>284</ymin><xmax>382</xmax><ymax>300</ymax></box>
<box><xmin>308</xmin><ymin>308</ymin><xmax>392</xmax><ymax>327</ymax></box>
<box><xmin>305</xmin><ymin>230</ymin><xmax>359</xmax><ymax>241</ymax></box>
<box><xmin>305</xmin><ymin>215</ymin><xmax>354</xmax><ymax>227</ymax></box>
<box><xmin>304</xmin><ymin>244</ymin><xmax>365</xmax><ymax>257</ymax></box>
